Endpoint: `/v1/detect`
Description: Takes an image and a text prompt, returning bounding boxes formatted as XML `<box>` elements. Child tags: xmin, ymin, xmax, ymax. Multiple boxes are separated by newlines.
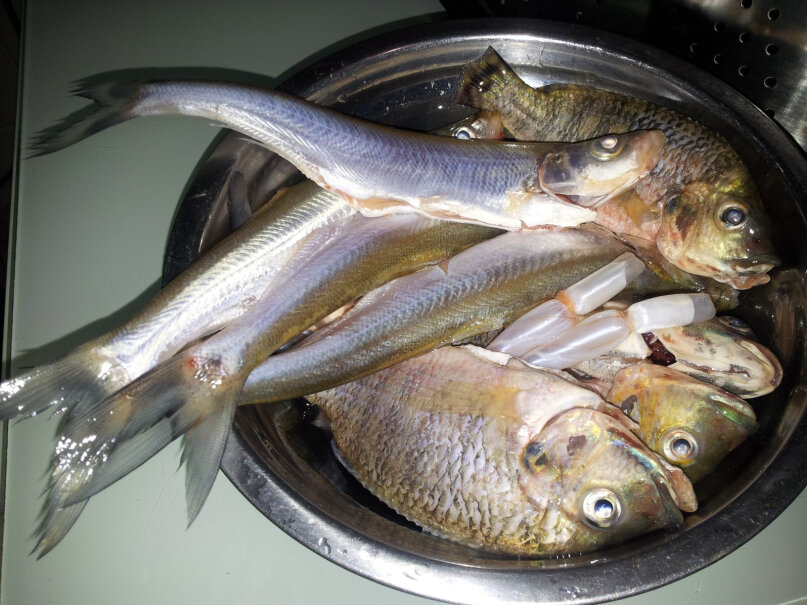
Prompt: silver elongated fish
<box><xmin>1</xmin><ymin>181</ymin><xmax>354</xmax><ymax>556</ymax></box>
<box><xmin>40</xmin><ymin>214</ymin><xmax>498</xmax><ymax>554</ymax></box>
<box><xmin>239</xmin><ymin>227</ymin><xmax>628</xmax><ymax>406</ymax></box>
<box><xmin>31</xmin><ymin>79</ymin><xmax>665</xmax><ymax>230</ymax></box>
<box><xmin>0</xmin><ymin>180</ymin><xmax>353</xmax><ymax>426</ymax></box>
<box><xmin>45</xmin><ymin>228</ymin><xmax>625</xmax><ymax>544</ymax></box>
<box><xmin>309</xmin><ymin>345</ymin><xmax>696</xmax><ymax>555</ymax></box>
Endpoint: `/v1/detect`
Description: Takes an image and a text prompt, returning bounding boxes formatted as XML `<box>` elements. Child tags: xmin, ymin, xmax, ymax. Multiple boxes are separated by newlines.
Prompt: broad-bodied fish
<box><xmin>31</xmin><ymin>79</ymin><xmax>665</xmax><ymax>230</ymax></box>
<box><xmin>309</xmin><ymin>345</ymin><xmax>696</xmax><ymax>555</ymax></box>
<box><xmin>605</xmin><ymin>364</ymin><xmax>758</xmax><ymax>482</ymax></box>
<box><xmin>457</xmin><ymin>48</ymin><xmax>780</xmax><ymax>289</ymax></box>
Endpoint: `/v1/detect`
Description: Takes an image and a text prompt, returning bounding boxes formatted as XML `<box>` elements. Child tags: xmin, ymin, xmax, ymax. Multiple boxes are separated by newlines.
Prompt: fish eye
<box><xmin>582</xmin><ymin>488</ymin><xmax>622</xmax><ymax>528</ymax></box>
<box><xmin>590</xmin><ymin>135</ymin><xmax>624</xmax><ymax>159</ymax></box>
<box><xmin>662</xmin><ymin>429</ymin><xmax>699</xmax><ymax>465</ymax></box>
<box><xmin>522</xmin><ymin>440</ymin><xmax>549</xmax><ymax>473</ymax></box>
<box><xmin>718</xmin><ymin>315</ymin><xmax>753</xmax><ymax>334</ymax></box>
<box><xmin>720</xmin><ymin>206</ymin><xmax>747</xmax><ymax>227</ymax></box>
<box><xmin>454</xmin><ymin>126</ymin><xmax>476</xmax><ymax>140</ymax></box>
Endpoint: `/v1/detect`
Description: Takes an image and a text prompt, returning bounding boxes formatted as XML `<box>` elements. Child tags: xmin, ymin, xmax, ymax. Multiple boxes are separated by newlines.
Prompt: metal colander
<box><xmin>440</xmin><ymin>0</ymin><xmax>807</xmax><ymax>150</ymax></box>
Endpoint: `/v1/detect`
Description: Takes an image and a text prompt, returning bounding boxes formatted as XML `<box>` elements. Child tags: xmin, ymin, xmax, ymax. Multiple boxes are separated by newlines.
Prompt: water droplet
<box><xmin>317</xmin><ymin>537</ymin><xmax>332</xmax><ymax>556</ymax></box>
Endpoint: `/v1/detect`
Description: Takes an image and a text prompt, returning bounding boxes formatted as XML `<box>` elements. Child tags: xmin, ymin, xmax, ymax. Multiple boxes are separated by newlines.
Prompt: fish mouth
<box><xmin>731</xmin><ymin>254</ymin><xmax>781</xmax><ymax>274</ymax></box>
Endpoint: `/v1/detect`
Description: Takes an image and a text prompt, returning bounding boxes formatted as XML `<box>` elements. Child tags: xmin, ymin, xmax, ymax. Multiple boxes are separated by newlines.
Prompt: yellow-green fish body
<box><xmin>309</xmin><ymin>345</ymin><xmax>695</xmax><ymax>555</ymax></box>
<box><xmin>457</xmin><ymin>48</ymin><xmax>780</xmax><ymax>289</ymax></box>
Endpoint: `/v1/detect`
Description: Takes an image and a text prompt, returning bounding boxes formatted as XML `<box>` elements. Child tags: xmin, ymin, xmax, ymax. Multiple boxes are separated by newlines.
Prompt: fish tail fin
<box><xmin>32</xmin><ymin>500</ymin><xmax>88</xmax><ymax>558</ymax></box>
<box><xmin>0</xmin><ymin>347</ymin><xmax>127</xmax><ymax>422</ymax></box>
<box><xmin>28</xmin><ymin>79</ymin><xmax>146</xmax><ymax>157</ymax></box>
<box><xmin>180</xmin><ymin>398</ymin><xmax>237</xmax><ymax>525</ymax></box>
<box><xmin>456</xmin><ymin>47</ymin><xmax>519</xmax><ymax>110</ymax></box>
<box><xmin>46</xmin><ymin>352</ymin><xmax>240</xmax><ymax>527</ymax></box>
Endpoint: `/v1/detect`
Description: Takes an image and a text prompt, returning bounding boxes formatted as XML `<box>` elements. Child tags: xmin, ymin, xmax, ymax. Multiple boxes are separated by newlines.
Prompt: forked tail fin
<box><xmin>0</xmin><ymin>346</ymin><xmax>128</xmax><ymax>422</ymax></box>
<box><xmin>37</xmin><ymin>352</ymin><xmax>240</xmax><ymax>553</ymax></box>
<box><xmin>28</xmin><ymin>79</ymin><xmax>145</xmax><ymax>157</ymax></box>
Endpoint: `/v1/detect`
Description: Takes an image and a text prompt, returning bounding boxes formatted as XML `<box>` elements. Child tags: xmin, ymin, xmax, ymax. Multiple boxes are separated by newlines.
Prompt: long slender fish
<box><xmin>308</xmin><ymin>345</ymin><xmax>696</xmax><ymax>555</ymax></box>
<box><xmin>0</xmin><ymin>180</ymin><xmax>353</xmax><ymax>425</ymax></box>
<box><xmin>41</xmin><ymin>215</ymin><xmax>499</xmax><ymax>553</ymax></box>
<box><xmin>239</xmin><ymin>228</ymin><xmax>628</xmax><ymax>405</ymax></box>
<box><xmin>46</xmin><ymin>228</ymin><xmax>627</xmax><ymax>539</ymax></box>
<box><xmin>31</xmin><ymin>79</ymin><xmax>665</xmax><ymax>230</ymax></box>
<box><xmin>457</xmin><ymin>48</ymin><xmax>780</xmax><ymax>289</ymax></box>
<box><xmin>7</xmin><ymin>112</ymin><xmax>507</xmax><ymax>556</ymax></box>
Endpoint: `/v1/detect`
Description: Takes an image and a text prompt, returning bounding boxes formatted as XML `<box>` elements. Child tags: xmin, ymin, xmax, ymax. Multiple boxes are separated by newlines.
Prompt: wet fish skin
<box><xmin>456</xmin><ymin>47</ymin><xmax>780</xmax><ymax>289</ymax></box>
<box><xmin>0</xmin><ymin>180</ymin><xmax>353</xmax><ymax>425</ymax></box>
<box><xmin>31</xmin><ymin>79</ymin><xmax>665</xmax><ymax>230</ymax></box>
<box><xmin>45</xmin><ymin>213</ymin><xmax>499</xmax><ymax>544</ymax></box>
<box><xmin>605</xmin><ymin>364</ymin><xmax>758</xmax><ymax>482</ymax></box>
<box><xmin>653</xmin><ymin>316</ymin><xmax>783</xmax><ymax>398</ymax></box>
<box><xmin>239</xmin><ymin>227</ymin><xmax>628</xmax><ymax>405</ymax></box>
<box><xmin>309</xmin><ymin>345</ymin><xmax>693</xmax><ymax>555</ymax></box>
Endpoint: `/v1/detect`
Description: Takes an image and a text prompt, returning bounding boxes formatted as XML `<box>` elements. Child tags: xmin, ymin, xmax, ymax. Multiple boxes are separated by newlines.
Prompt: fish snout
<box><xmin>732</xmin><ymin>253</ymin><xmax>782</xmax><ymax>274</ymax></box>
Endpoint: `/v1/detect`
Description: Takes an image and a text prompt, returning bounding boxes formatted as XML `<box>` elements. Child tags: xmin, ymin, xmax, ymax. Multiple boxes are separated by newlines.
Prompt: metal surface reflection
<box><xmin>441</xmin><ymin>0</ymin><xmax>807</xmax><ymax>151</ymax></box>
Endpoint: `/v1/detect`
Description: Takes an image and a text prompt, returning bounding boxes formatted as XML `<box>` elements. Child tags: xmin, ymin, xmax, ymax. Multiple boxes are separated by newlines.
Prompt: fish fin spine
<box><xmin>456</xmin><ymin>47</ymin><xmax>517</xmax><ymax>109</ymax></box>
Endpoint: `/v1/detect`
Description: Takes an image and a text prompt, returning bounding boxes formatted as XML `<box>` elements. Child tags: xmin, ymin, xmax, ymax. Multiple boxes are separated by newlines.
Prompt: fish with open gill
<box><xmin>456</xmin><ymin>47</ymin><xmax>780</xmax><ymax>289</ymax></box>
<box><xmin>30</xmin><ymin>78</ymin><xmax>665</xmax><ymax>230</ymax></box>
<box><xmin>308</xmin><ymin>344</ymin><xmax>696</xmax><ymax>555</ymax></box>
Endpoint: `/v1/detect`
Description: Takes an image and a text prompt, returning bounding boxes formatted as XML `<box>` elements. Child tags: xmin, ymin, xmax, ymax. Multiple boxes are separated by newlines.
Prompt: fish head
<box><xmin>538</xmin><ymin>130</ymin><xmax>665</xmax><ymax>207</ymax></box>
<box><xmin>517</xmin><ymin>407</ymin><xmax>693</xmax><ymax>554</ymax></box>
<box><xmin>447</xmin><ymin>110</ymin><xmax>505</xmax><ymax>141</ymax></box>
<box><xmin>653</xmin><ymin>317</ymin><xmax>783</xmax><ymax>398</ymax></box>
<box><xmin>657</xmin><ymin>177</ymin><xmax>780</xmax><ymax>290</ymax></box>
<box><xmin>606</xmin><ymin>364</ymin><xmax>758</xmax><ymax>482</ymax></box>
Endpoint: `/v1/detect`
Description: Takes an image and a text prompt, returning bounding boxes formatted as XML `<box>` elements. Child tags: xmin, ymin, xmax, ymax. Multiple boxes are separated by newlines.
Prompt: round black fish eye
<box><xmin>662</xmin><ymin>429</ymin><xmax>698</xmax><ymax>465</ymax></box>
<box><xmin>720</xmin><ymin>206</ymin><xmax>747</xmax><ymax>227</ymax></box>
<box><xmin>454</xmin><ymin>126</ymin><xmax>475</xmax><ymax>140</ymax></box>
<box><xmin>582</xmin><ymin>488</ymin><xmax>622</xmax><ymax>528</ymax></box>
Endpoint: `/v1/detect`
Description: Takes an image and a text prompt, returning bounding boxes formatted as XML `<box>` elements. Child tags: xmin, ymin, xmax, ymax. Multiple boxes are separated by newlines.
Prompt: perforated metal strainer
<box><xmin>441</xmin><ymin>0</ymin><xmax>807</xmax><ymax>149</ymax></box>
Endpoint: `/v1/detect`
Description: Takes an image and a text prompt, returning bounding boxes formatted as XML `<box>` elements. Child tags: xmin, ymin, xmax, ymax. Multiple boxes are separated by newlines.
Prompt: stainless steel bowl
<box><xmin>163</xmin><ymin>18</ymin><xmax>807</xmax><ymax>605</ymax></box>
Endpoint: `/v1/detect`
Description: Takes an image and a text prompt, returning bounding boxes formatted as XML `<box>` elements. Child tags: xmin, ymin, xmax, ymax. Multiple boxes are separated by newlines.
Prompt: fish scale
<box><xmin>457</xmin><ymin>47</ymin><xmax>779</xmax><ymax>289</ymax></box>
<box><xmin>310</xmin><ymin>345</ymin><xmax>692</xmax><ymax>555</ymax></box>
<box><xmin>240</xmin><ymin>228</ymin><xmax>629</xmax><ymax>405</ymax></box>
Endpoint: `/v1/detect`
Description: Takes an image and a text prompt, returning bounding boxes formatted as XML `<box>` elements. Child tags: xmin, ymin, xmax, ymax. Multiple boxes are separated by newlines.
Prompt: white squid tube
<box><xmin>521</xmin><ymin>310</ymin><xmax>631</xmax><ymax>369</ymax></box>
<box><xmin>488</xmin><ymin>252</ymin><xmax>644</xmax><ymax>354</ymax></box>
<box><xmin>512</xmin><ymin>293</ymin><xmax>716</xmax><ymax>369</ymax></box>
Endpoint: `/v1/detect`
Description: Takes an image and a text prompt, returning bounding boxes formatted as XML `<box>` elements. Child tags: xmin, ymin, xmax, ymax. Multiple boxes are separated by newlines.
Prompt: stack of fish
<box><xmin>0</xmin><ymin>47</ymin><xmax>782</xmax><ymax>558</ymax></box>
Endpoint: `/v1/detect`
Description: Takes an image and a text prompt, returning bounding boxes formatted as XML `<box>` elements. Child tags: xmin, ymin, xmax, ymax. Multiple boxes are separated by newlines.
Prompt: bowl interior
<box><xmin>164</xmin><ymin>19</ymin><xmax>807</xmax><ymax>605</ymax></box>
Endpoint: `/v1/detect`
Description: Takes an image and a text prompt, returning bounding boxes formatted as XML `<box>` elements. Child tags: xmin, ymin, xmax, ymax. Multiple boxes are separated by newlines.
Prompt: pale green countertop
<box><xmin>4</xmin><ymin>2</ymin><xmax>806</xmax><ymax>604</ymax></box>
